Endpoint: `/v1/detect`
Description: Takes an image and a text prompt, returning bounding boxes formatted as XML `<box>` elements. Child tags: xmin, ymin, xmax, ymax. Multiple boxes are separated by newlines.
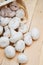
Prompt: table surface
<box><xmin>0</xmin><ymin>0</ymin><xmax>43</xmax><ymax>65</ymax></box>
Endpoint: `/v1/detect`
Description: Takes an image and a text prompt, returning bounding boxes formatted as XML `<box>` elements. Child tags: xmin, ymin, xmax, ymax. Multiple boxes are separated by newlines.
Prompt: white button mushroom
<box><xmin>0</xmin><ymin>17</ymin><xmax>11</xmax><ymax>26</ymax></box>
<box><xmin>24</xmin><ymin>34</ymin><xmax>32</xmax><ymax>46</ymax></box>
<box><xmin>31</xmin><ymin>28</ymin><xmax>40</xmax><ymax>40</ymax></box>
<box><xmin>8</xmin><ymin>17</ymin><xmax>21</xmax><ymax>29</ymax></box>
<box><xmin>17</xmin><ymin>53</ymin><xmax>28</xmax><ymax>63</ymax></box>
<box><xmin>3</xmin><ymin>29</ymin><xmax>11</xmax><ymax>38</ymax></box>
<box><xmin>10</xmin><ymin>28</ymin><xmax>17</xmax><ymax>37</ymax></box>
<box><xmin>15</xmin><ymin>40</ymin><xmax>25</xmax><ymax>52</ymax></box>
<box><xmin>10</xmin><ymin>32</ymin><xmax>23</xmax><ymax>43</ymax></box>
<box><xmin>0</xmin><ymin>37</ymin><xmax>10</xmax><ymax>48</ymax></box>
<box><xmin>0</xmin><ymin>26</ymin><xmax>3</xmax><ymax>35</ymax></box>
<box><xmin>19</xmin><ymin>22</ymin><xmax>29</xmax><ymax>34</ymax></box>
<box><xmin>16</xmin><ymin>9</ymin><xmax>25</xmax><ymax>19</ymax></box>
<box><xmin>5</xmin><ymin>46</ymin><xmax>15</xmax><ymax>58</ymax></box>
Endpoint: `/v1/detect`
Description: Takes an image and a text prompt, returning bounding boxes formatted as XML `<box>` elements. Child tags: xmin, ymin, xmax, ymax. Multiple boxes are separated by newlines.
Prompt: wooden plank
<box><xmin>1</xmin><ymin>53</ymin><xmax>19</xmax><ymax>65</ymax></box>
<box><xmin>21</xmin><ymin>0</ymin><xmax>43</xmax><ymax>65</ymax></box>
<box><xmin>0</xmin><ymin>49</ymin><xmax>4</xmax><ymax>65</ymax></box>
<box><xmin>39</xmin><ymin>44</ymin><xmax>43</xmax><ymax>65</ymax></box>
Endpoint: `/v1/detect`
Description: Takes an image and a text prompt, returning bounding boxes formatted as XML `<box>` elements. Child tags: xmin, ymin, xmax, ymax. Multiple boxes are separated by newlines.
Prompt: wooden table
<box><xmin>0</xmin><ymin>0</ymin><xmax>43</xmax><ymax>65</ymax></box>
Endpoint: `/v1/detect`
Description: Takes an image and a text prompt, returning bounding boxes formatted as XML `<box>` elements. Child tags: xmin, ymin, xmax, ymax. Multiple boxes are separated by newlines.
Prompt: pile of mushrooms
<box><xmin>0</xmin><ymin>0</ymin><xmax>40</xmax><ymax>64</ymax></box>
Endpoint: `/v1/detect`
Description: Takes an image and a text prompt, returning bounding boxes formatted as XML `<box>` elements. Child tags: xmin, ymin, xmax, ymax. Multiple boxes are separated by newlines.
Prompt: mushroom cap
<box><xmin>0</xmin><ymin>37</ymin><xmax>10</xmax><ymax>48</ymax></box>
<box><xmin>24</xmin><ymin>34</ymin><xmax>32</xmax><ymax>46</ymax></box>
<box><xmin>5</xmin><ymin>46</ymin><xmax>15</xmax><ymax>58</ymax></box>
<box><xmin>31</xmin><ymin>28</ymin><xmax>40</xmax><ymax>40</ymax></box>
<box><xmin>15</xmin><ymin>40</ymin><xmax>25</xmax><ymax>52</ymax></box>
<box><xmin>16</xmin><ymin>9</ymin><xmax>25</xmax><ymax>19</ymax></box>
<box><xmin>9</xmin><ymin>17</ymin><xmax>21</xmax><ymax>29</ymax></box>
<box><xmin>17</xmin><ymin>53</ymin><xmax>28</xmax><ymax>63</ymax></box>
